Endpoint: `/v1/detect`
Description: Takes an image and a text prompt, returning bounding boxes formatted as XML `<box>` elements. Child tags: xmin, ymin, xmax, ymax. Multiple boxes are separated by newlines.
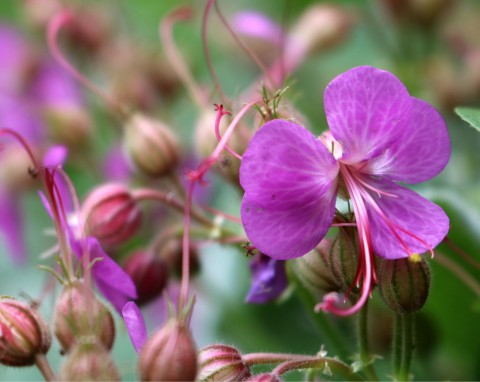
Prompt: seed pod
<box><xmin>378</xmin><ymin>255</ymin><xmax>431</xmax><ymax>314</ymax></box>
<box><xmin>197</xmin><ymin>344</ymin><xmax>251</xmax><ymax>381</ymax></box>
<box><xmin>124</xmin><ymin>113</ymin><xmax>179</xmax><ymax>177</ymax></box>
<box><xmin>138</xmin><ymin>319</ymin><xmax>197</xmax><ymax>381</ymax></box>
<box><xmin>58</xmin><ymin>342</ymin><xmax>120</xmax><ymax>381</ymax></box>
<box><xmin>123</xmin><ymin>251</ymin><xmax>169</xmax><ymax>306</ymax></box>
<box><xmin>54</xmin><ymin>280</ymin><xmax>115</xmax><ymax>353</ymax></box>
<box><xmin>0</xmin><ymin>298</ymin><xmax>51</xmax><ymax>367</ymax></box>
<box><xmin>82</xmin><ymin>183</ymin><xmax>142</xmax><ymax>247</ymax></box>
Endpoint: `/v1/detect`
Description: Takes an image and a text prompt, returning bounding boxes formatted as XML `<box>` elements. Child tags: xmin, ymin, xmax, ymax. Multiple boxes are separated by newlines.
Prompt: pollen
<box><xmin>408</xmin><ymin>253</ymin><xmax>422</xmax><ymax>263</ymax></box>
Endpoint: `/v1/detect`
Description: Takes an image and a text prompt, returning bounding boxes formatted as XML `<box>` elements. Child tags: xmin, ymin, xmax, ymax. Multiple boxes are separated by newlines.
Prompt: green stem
<box><xmin>398</xmin><ymin>313</ymin><xmax>414</xmax><ymax>381</ymax></box>
<box><xmin>288</xmin><ymin>266</ymin><xmax>350</xmax><ymax>360</ymax></box>
<box><xmin>393</xmin><ymin>313</ymin><xmax>403</xmax><ymax>377</ymax></box>
<box><xmin>358</xmin><ymin>300</ymin><xmax>379</xmax><ymax>381</ymax></box>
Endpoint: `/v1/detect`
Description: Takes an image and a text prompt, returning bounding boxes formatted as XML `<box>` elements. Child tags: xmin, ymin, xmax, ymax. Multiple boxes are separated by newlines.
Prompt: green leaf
<box><xmin>454</xmin><ymin>107</ymin><xmax>480</xmax><ymax>132</ymax></box>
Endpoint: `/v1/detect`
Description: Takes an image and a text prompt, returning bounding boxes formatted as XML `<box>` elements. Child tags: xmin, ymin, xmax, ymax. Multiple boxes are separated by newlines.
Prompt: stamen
<box><xmin>213</xmin><ymin>104</ymin><xmax>242</xmax><ymax>160</ymax></box>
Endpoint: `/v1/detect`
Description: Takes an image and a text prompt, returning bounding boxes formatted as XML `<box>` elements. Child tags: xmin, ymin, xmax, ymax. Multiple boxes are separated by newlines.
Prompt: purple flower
<box><xmin>240</xmin><ymin>66</ymin><xmax>450</xmax><ymax>315</ymax></box>
<box><xmin>232</xmin><ymin>11</ymin><xmax>285</xmax><ymax>46</ymax></box>
<box><xmin>246</xmin><ymin>253</ymin><xmax>287</xmax><ymax>304</ymax></box>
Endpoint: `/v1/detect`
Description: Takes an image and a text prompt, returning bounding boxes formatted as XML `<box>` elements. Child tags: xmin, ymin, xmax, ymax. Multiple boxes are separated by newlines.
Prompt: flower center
<box><xmin>319</xmin><ymin>130</ymin><xmax>343</xmax><ymax>160</ymax></box>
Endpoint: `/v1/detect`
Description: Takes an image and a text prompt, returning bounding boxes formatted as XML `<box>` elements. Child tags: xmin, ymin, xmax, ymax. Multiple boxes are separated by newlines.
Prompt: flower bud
<box><xmin>157</xmin><ymin>234</ymin><xmax>200</xmax><ymax>278</ymax></box>
<box><xmin>82</xmin><ymin>183</ymin><xmax>142</xmax><ymax>247</ymax></box>
<box><xmin>288</xmin><ymin>4</ymin><xmax>352</xmax><ymax>56</ymax></box>
<box><xmin>139</xmin><ymin>319</ymin><xmax>197</xmax><ymax>381</ymax></box>
<box><xmin>378</xmin><ymin>255</ymin><xmax>431</xmax><ymax>314</ymax></box>
<box><xmin>54</xmin><ymin>280</ymin><xmax>115</xmax><ymax>353</ymax></box>
<box><xmin>290</xmin><ymin>240</ymin><xmax>342</xmax><ymax>297</ymax></box>
<box><xmin>0</xmin><ymin>298</ymin><xmax>51</xmax><ymax>366</ymax></box>
<box><xmin>328</xmin><ymin>228</ymin><xmax>358</xmax><ymax>291</ymax></box>
<box><xmin>43</xmin><ymin>105</ymin><xmax>92</xmax><ymax>150</ymax></box>
<box><xmin>198</xmin><ymin>344</ymin><xmax>251</xmax><ymax>381</ymax></box>
<box><xmin>123</xmin><ymin>251</ymin><xmax>169</xmax><ymax>306</ymax></box>
<box><xmin>124</xmin><ymin>113</ymin><xmax>179</xmax><ymax>177</ymax></box>
<box><xmin>58</xmin><ymin>342</ymin><xmax>120</xmax><ymax>381</ymax></box>
<box><xmin>0</xmin><ymin>145</ymin><xmax>37</xmax><ymax>191</ymax></box>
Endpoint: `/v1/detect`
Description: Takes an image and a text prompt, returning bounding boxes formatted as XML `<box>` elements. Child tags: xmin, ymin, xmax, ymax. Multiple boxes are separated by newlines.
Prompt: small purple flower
<box><xmin>246</xmin><ymin>253</ymin><xmax>287</xmax><ymax>304</ymax></box>
<box><xmin>240</xmin><ymin>66</ymin><xmax>450</xmax><ymax>315</ymax></box>
<box><xmin>232</xmin><ymin>11</ymin><xmax>285</xmax><ymax>46</ymax></box>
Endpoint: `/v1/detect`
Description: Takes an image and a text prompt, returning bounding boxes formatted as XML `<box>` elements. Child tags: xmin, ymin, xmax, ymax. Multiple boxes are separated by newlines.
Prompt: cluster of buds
<box><xmin>197</xmin><ymin>344</ymin><xmax>251</xmax><ymax>381</ymax></box>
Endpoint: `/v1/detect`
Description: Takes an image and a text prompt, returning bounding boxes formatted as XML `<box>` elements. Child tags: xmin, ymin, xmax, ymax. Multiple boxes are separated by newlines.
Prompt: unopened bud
<box><xmin>123</xmin><ymin>251</ymin><xmax>169</xmax><ymax>306</ymax></box>
<box><xmin>139</xmin><ymin>319</ymin><xmax>197</xmax><ymax>381</ymax></box>
<box><xmin>54</xmin><ymin>280</ymin><xmax>115</xmax><ymax>353</ymax></box>
<box><xmin>0</xmin><ymin>298</ymin><xmax>51</xmax><ymax>367</ymax></box>
<box><xmin>43</xmin><ymin>105</ymin><xmax>92</xmax><ymax>149</ymax></box>
<box><xmin>378</xmin><ymin>255</ymin><xmax>431</xmax><ymax>314</ymax></box>
<box><xmin>82</xmin><ymin>183</ymin><xmax>142</xmax><ymax>247</ymax></box>
<box><xmin>58</xmin><ymin>342</ymin><xmax>120</xmax><ymax>381</ymax></box>
<box><xmin>329</xmin><ymin>228</ymin><xmax>358</xmax><ymax>291</ymax></box>
<box><xmin>290</xmin><ymin>239</ymin><xmax>342</xmax><ymax>297</ymax></box>
<box><xmin>0</xmin><ymin>145</ymin><xmax>37</xmax><ymax>191</ymax></box>
<box><xmin>289</xmin><ymin>4</ymin><xmax>352</xmax><ymax>56</ymax></box>
<box><xmin>124</xmin><ymin>113</ymin><xmax>179</xmax><ymax>177</ymax></box>
<box><xmin>157</xmin><ymin>235</ymin><xmax>200</xmax><ymax>278</ymax></box>
<box><xmin>198</xmin><ymin>344</ymin><xmax>251</xmax><ymax>381</ymax></box>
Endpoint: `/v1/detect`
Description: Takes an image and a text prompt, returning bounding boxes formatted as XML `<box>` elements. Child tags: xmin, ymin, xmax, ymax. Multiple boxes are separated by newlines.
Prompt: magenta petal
<box><xmin>367</xmin><ymin>182</ymin><xmax>449</xmax><ymax>260</ymax></box>
<box><xmin>122</xmin><ymin>301</ymin><xmax>147</xmax><ymax>353</ymax></box>
<box><xmin>240</xmin><ymin>119</ymin><xmax>339</xmax><ymax>210</ymax></box>
<box><xmin>324</xmin><ymin>66</ymin><xmax>412</xmax><ymax>163</ymax></box>
<box><xmin>86</xmin><ymin>238</ymin><xmax>137</xmax><ymax>313</ymax></box>
<box><xmin>371</xmin><ymin>98</ymin><xmax>450</xmax><ymax>184</ymax></box>
<box><xmin>241</xmin><ymin>192</ymin><xmax>336</xmax><ymax>260</ymax></box>
<box><xmin>246</xmin><ymin>254</ymin><xmax>287</xmax><ymax>303</ymax></box>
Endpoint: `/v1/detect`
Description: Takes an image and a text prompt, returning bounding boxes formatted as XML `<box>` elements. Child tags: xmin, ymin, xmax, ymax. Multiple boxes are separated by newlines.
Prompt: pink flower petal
<box><xmin>240</xmin><ymin>119</ymin><xmax>339</xmax><ymax>210</ymax></box>
<box><xmin>241</xmin><ymin>192</ymin><xmax>336</xmax><ymax>260</ymax></box>
<box><xmin>368</xmin><ymin>98</ymin><xmax>450</xmax><ymax>184</ymax></box>
<box><xmin>324</xmin><ymin>66</ymin><xmax>412</xmax><ymax>163</ymax></box>
<box><xmin>232</xmin><ymin>11</ymin><xmax>285</xmax><ymax>46</ymax></box>
<box><xmin>122</xmin><ymin>301</ymin><xmax>147</xmax><ymax>353</ymax></box>
<box><xmin>367</xmin><ymin>181</ymin><xmax>449</xmax><ymax>260</ymax></box>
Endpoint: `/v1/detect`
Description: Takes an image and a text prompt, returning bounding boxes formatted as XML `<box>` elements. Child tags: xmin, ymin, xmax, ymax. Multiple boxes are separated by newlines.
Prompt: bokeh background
<box><xmin>1</xmin><ymin>0</ymin><xmax>479</xmax><ymax>380</ymax></box>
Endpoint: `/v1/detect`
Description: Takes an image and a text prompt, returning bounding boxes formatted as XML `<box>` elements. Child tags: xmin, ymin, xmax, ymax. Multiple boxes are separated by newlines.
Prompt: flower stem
<box><xmin>35</xmin><ymin>354</ymin><xmax>55</xmax><ymax>381</ymax></box>
<box><xmin>393</xmin><ymin>313</ymin><xmax>403</xmax><ymax>377</ymax></box>
<box><xmin>358</xmin><ymin>299</ymin><xmax>379</xmax><ymax>381</ymax></box>
<box><xmin>397</xmin><ymin>313</ymin><xmax>414</xmax><ymax>381</ymax></box>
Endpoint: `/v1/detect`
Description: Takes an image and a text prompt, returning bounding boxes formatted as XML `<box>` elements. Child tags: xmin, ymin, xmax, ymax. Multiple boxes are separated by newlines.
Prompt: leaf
<box><xmin>454</xmin><ymin>107</ymin><xmax>480</xmax><ymax>132</ymax></box>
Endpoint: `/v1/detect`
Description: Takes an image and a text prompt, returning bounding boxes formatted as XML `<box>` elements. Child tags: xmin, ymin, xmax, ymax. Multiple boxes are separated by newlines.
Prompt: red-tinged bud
<box><xmin>123</xmin><ymin>251</ymin><xmax>169</xmax><ymax>306</ymax></box>
<box><xmin>139</xmin><ymin>319</ymin><xmax>197</xmax><ymax>381</ymax></box>
<box><xmin>43</xmin><ymin>105</ymin><xmax>92</xmax><ymax>149</ymax></box>
<box><xmin>289</xmin><ymin>4</ymin><xmax>352</xmax><ymax>56</ymax></box>
<box><xmin>246</xmin><ymin>374</ymin><xmax>282</xmax><ymax>382</ymax></box>
<box><xmin>54</xmin><ymin>280</ymin><xmax>115</xmax><ymax>353</ymax></box>
<box><xmin>58</xmin><ymin>342</ymin><xmax>120</xmax><ymax>381</ymax></box>
<box><xmin>198</xmin><ymin>344</ymin><xmax>251</xmax><ymax>381</ymax></box>
<box><xmin>82</xmin><ymin>183</ymin><xmax>142</xmax><ymax>247</ymax></box>
<box><xmin>0</xmin><ymin>145</ymin><xmax>37</xmax><ymax>191</ymax></box>
<box><xmin>0</xmin><ymin>298</ymin><xmax>51</xmax><ymax>367</ymax></box>
<box><xmin>378</xmin><ymin>255</ymin><xmax>431</xmax><ymax>314</ymax></box>
<box><xmin>157</xmin><ymin>235</ymin><xmax>200</xmax><ymax>278</ymax></box>
<box><xmin>124</xmin><ymin>113</ymin><xmax>180</xmax><ymax>177</ymax></box>
<box><xmin>290</xmin><ymin>240</ymin><xmax>342</xmax><ymax>298</ymax></box>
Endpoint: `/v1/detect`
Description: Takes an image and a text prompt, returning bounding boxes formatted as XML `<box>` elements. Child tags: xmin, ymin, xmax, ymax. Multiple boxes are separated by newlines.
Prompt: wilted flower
<box><xmin>240</xmin><ymin>66</ymin><xmax>450</xmax><ymax>315</ymax></box>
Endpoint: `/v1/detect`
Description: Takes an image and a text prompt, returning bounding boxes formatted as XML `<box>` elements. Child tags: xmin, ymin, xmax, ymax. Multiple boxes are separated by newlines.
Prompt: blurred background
<box><xmin>0</xmin><ymin>0</ymin><xmax>479</xmax><ymax>380</ymax></box>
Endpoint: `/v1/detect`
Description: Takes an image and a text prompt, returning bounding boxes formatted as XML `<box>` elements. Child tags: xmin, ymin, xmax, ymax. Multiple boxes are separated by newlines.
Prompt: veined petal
<box><xmin>241</xmin><ymin>190</ymin><xmax>337</xmax><ymax>260</ymax></box>
<box><xmin>368</xmin><ymin>98</ymin><xmax>450</xmax><ymax>184</ymax></box>
<box><xmin>85</xmin><ymin>237</ymin><xmax>137</xmax><ymax>313</ymax></box>
<box><xmin>240</xmin><ymin>119</ymin><xmax>339</xmax><ymax>210</ymax></box>
<box><xmin>324</xmin><ymin>66</ymin><xmax>412</xmax><ymax>163</ymax></box>
<box><xmin>122</xmin><ymin>301</ymin><xmax>147</xmax><ymax>353</ymax></box>
<box><xmin>366</xmin><ymin>182</ymin><xmax>449</xmax><ymax>260</ymax></box>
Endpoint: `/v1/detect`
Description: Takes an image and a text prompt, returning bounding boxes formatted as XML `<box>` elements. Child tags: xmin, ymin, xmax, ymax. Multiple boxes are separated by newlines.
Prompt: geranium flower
<box><xmin>246</xmin><ymin>253</ymin><xmax>287</xmax><ymax>304</ymax></box>
<box><xmin>240</xmin><ymin>66</ymin><xmax>450</xmax><ymax>315</ymax></box>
